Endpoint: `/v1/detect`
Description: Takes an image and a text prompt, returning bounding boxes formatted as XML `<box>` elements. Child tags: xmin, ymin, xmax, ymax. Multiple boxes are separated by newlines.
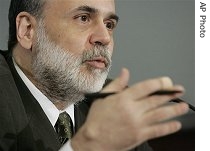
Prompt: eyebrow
<box><xmin>74</xmin><ymin>5</ymin><xmax>119</xmax><ymax>22</ymax></box>
<box><xmin>108</xmin><ymin>14</ymin><xmax>119</xmax><ymax>22</ymax></box>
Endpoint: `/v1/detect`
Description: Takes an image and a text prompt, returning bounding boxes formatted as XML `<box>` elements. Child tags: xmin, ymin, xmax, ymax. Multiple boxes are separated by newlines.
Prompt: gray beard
<box><xmin>32</xmin><ymin>20</ymin><xmax>112</xmax><ymax>104</ymax></box>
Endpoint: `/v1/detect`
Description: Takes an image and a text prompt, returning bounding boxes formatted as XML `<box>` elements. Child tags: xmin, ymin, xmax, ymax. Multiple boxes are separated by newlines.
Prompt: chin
<box><xmin>79</xmin><ymin>73</ymin><xmax>108</xmax><ymax>93</ymax></box>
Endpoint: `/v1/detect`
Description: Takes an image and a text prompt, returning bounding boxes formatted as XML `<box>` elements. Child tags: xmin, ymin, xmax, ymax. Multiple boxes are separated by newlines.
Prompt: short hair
<box><xmin>8</xmin><ymin>0</ymin><xmax>45</xmax><ymax>51</ymax></box>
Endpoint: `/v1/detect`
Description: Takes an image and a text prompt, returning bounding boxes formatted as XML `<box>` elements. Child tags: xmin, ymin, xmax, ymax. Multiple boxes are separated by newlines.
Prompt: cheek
<box><xmin>109</xmin><ymin>40</ymin><xmax>114</xmax><ymax>54</ymax></box>
<box><xmin>45</xmin><ymin>23</ymin><xmax>89</xmax><ymax>55</ymax></box>
<box><xmin>56</xmin><ymin>31</ymin><xmax>89</xmax><ymax>55</ymax></box>
<box><xmin>63</xmin><ymin>36</ymin><xmax>86</xmax><ymax>53</ymax></box>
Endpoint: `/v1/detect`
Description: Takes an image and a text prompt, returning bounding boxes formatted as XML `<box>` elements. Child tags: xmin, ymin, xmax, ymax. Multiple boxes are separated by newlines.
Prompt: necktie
<box><xmin>54</xmin><ymin>111</ymin><xmax>74</xmax><ymax>145</ymax></box>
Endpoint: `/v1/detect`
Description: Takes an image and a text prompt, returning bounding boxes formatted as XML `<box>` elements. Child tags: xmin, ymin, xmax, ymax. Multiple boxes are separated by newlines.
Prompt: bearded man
<box><xmin>0</xmin><ymin>0</ymin><xmax>189</xmax><ymax>151</ymax></box>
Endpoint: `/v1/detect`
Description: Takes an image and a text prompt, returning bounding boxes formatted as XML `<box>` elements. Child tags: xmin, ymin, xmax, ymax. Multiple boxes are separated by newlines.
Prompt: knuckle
<box><xmin>153</xmin><ymin>127</ymin><xmax>164</xmax><ymax>138</ymax></box>
<box><xmin>152</xmin><ymin>111</ymin><xmax>166</xmax><ymax>120</ymax></box>
<box><xmin>147</xmin><ymin>126</ymin><xmax>164</xmax><ymax>139</ymax></box>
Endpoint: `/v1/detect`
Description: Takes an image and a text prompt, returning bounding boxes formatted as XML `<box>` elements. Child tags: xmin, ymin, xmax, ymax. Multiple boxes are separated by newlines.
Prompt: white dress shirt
<box><xmin>13</xmin><ymin>59</ymin><xmax>74</xmax><ymax>151</ymax></box>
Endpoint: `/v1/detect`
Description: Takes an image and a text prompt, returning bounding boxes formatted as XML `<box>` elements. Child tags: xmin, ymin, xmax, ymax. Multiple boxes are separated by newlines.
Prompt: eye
<box><xmin>80</xmin><ymin>15</ymin><xmax>89</xmax><ymax>22</ymax></box>
<box><xmin>76</xmin><ymin>14</ymin><xmax>90</xmax><ymax>23</ymax></box>
<box><xmin>105</xmin><ymin>21</ymin><xmax>116</xmax><ymax>30</ymax></box>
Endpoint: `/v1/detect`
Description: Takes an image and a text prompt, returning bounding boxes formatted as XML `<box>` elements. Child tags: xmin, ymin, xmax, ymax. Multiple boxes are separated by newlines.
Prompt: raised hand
<box><xmin>72</xmin><ymin>68</ymin><xmax>189</xmax><ymax>151</ymax></box>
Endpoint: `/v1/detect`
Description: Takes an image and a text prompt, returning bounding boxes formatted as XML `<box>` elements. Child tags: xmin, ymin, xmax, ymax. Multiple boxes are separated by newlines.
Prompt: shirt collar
<box><xmin>12</xmin><ymin>58</ymin><xmax>75</xmax><ymax>127</ymax></box>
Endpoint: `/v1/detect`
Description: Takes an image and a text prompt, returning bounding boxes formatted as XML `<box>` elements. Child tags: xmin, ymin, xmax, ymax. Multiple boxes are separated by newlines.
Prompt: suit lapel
<box><xmin>74</xmin><ymin>101</ymin><xmax>90</xmax><ymax>132</ymax></box>
<box><xmin>6</xmin><ymin>56</ymin><xmax>61</xmax><ymax>151</ymax></box>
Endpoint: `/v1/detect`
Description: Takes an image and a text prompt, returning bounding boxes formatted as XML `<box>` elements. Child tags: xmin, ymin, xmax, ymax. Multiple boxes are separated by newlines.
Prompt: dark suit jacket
<box><xmin>0</xmin><ymin>51</ymin><xmax>153</xmax><ymax>151</ymax></box>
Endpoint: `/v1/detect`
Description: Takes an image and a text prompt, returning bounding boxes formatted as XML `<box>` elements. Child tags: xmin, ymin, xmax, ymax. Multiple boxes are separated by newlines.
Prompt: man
<box><xmin>0</xmin><ymin>0</ymin><xmax>189</xmax><ymax>151</ymax></box>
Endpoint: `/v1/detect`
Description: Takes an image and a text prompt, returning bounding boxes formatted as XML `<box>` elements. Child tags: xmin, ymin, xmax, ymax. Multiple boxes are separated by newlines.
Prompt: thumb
<box><xmin>102</xmin><ymin>68</ymin><xmax>130</xmax><ymax>93</ymax></box>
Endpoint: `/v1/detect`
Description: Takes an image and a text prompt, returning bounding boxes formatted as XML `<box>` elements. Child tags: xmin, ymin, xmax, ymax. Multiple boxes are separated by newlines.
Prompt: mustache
<box><xmin>82</xmin><ymin>45</ymin><xmax>112</xmax><ymax>67</ymax></box>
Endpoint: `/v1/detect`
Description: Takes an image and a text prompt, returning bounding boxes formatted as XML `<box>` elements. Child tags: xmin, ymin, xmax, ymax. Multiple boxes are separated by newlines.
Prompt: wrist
<box><xmin>71</xmin><ymin>125</ymin><xmax>111</xmax><ymax>151</ymax></box>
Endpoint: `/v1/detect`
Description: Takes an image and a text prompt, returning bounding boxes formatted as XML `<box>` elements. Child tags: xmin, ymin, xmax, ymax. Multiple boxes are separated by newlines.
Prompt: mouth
<box><xmin>84</xmin><ymin>57</ymin><xmax>108</xmax><ymax>69</ymax></box>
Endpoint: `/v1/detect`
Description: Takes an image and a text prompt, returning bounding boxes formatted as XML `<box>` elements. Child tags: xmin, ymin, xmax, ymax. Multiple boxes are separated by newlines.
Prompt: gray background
<box><xmin>0</xmin><ymin>0</ymin><xmax>195</xmax><ymax>105</ymax></box>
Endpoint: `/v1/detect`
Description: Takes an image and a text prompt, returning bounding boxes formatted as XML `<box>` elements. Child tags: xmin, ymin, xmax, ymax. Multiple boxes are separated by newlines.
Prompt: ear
<box><xmin>16</xmin><ymin>12</ymin><xmax>36</xmax><ymax>50</ymax></box>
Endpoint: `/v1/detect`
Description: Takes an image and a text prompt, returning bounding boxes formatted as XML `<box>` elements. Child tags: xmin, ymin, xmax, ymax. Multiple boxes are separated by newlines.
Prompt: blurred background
<box><xmin>0</xmin><ymin>0</ymin><xmax>195</xmax><ymax>105</ymax></box>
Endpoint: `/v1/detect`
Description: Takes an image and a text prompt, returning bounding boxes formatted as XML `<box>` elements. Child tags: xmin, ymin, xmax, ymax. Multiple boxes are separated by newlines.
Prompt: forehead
<box><xmin>44</xmin><ymin>0</ymin><xmax>116</xmax><ymax>15</ymax></box>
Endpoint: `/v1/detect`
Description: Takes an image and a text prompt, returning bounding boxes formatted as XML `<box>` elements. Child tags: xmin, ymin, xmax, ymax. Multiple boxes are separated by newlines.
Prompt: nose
<box><xmin>89</xmin><ymin>22</ymin><xmax>111</xmax><ymax>46</ymax></box>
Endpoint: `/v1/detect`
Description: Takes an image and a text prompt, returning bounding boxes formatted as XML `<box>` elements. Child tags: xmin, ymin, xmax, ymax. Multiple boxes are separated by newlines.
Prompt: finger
<box><xmin>102</xmin><ymin>68</ymin><xmax>129</xmax><ymax>93</ymax></box>
<box><xmin>121</xmin><ymin>76</ymin><xmax>175</xmax><ymax>100</ymax></box>
<box><xmin>141</xmin><ymin>120</ymin><xmax>182</xmax><ymax>141</ymax></box>
<box><xmin>136</xmin><ymin>90</ymin><xmax>184</xmax><ymax>113</ymax></box>
<box><xmin>149</xmin><ymin>85</ymin><xmax>185</xmax><ymax>96</ymax></box>
<box><xmin>142</xmin><ymin>102</ymin><xmax>189</xmax><ymax>125</ymax></box>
